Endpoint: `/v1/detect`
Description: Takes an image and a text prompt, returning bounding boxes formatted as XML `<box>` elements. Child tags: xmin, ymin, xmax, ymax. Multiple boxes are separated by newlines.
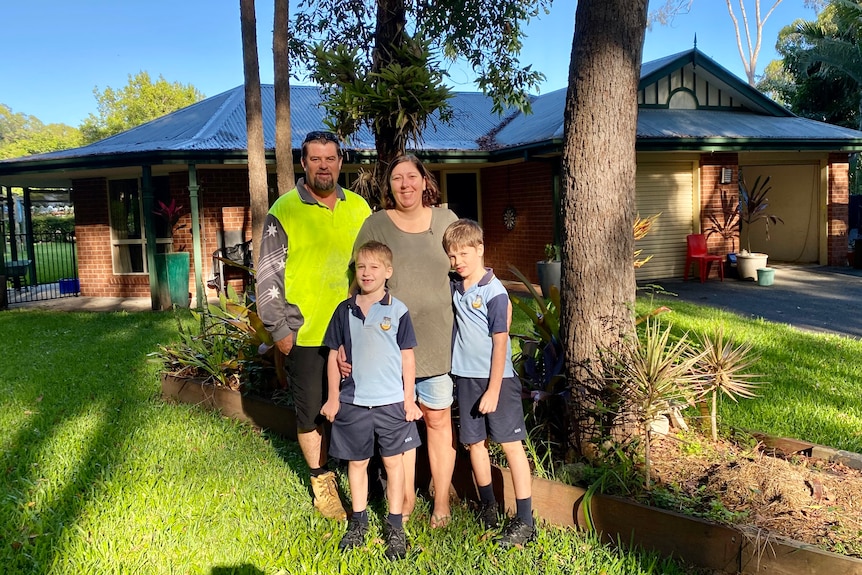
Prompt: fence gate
<box><xmin>2</xmin><ymin>223</ymin><xmax>79</xmax><ymax>305</ymax></box>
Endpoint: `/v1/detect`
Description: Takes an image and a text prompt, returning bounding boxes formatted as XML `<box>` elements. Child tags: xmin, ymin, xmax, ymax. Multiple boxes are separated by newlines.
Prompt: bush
<box><xmin>31</xmin><ymin>214</ymin><xmax>75</xmax><ymax>236</ymax></box>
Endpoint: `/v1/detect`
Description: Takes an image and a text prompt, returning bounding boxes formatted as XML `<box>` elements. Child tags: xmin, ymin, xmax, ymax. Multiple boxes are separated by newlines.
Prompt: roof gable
<box><xmin>638</xmin><ymin>48</ymin><xmax>791</xmax><ymax>116</ymax></box>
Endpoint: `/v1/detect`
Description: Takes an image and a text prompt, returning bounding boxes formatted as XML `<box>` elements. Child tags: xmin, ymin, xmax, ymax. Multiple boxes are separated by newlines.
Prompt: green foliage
<box><xmin>149</xmin><ymin>287</ymin><xmax>283</xmax><ymax>396</ymax></box>
<box><xmin>607</xmin><ymin>319</ymin><xmax>705</xmax><ymax>487</ymax></box>
<box><xmin>30</xmin><ymin>214</ymin><xmax>75</xmax><ymax>236</ymax></box>
<box><xmin>80</xmin><ymin>71</ymin><xmax>204</xmax><ymax>144</ymax></box>
<box><xmin>0</xmin><ymin>104</ymin><xmax>82</xmax><ymax>159</ymax></box>
<box><xmin>692</xmin><ymin>326</ymin><xmax>763</xmax><ymax>441</ymax></box>
<box><xmin>291</xmin><ymin>0</ymin><xmax>551</xmax><ymax>117</ymax></box>
<box><xmin>311</xmin><ymin>37</ymin><xmax>453</xmax><ymax>150</ymax></box>
<box><xmin>543</xmin><ymin>243</ymin><xmax>561</xmax><ymax>261</ymax></box>
<box><xmin>758</xmin><ymin>1</ymin><xmax>862</xmax><ymax>130</ymax></box>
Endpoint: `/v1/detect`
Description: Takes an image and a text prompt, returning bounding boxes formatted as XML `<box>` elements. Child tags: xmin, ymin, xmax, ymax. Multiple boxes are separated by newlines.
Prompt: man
<box><xmin>257</xmin><ymin>131</ymin><xmax>371</xmax><ymax>520</ymax></box>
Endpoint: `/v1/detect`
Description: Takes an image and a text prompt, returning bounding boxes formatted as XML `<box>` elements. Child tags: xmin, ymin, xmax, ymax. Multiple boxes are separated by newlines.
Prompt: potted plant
<box><xmin>153</xmin><ymin>198</ymin><xmax>191</xmax><ymax>308</ymax></box>
<box><xmin>736</xmin><ymin>172</ymin><xmax>783</xmax><ymax>281</ymax></box>
<box><xmin>705</xmin><ymin>188</ymin><xmax>741</xmax><ymax>279</ymax></box>
<box><xmin>536</xmin><ymin>243</ymin><xmax>561</xmax><ymax>298</ymax></box>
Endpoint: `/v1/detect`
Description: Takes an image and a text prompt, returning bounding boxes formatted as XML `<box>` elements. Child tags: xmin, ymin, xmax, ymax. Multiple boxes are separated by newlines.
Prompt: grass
<box><xmin>3</xmin><ymin>240</ymin><xmax>77</xmax><ymax>285</ymax></box>
<box><xmin>0</xmin><ymin>309</ymin><xmax>690</xmax><ymax>575</ymax></box>
<box><xmin>510</xmin><ymin>292</ymin><xmax>862</xmax><ymax>454</ymax></box>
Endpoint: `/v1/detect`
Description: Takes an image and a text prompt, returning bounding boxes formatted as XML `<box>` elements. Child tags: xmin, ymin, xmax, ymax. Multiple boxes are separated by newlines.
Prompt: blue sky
<box><xmin>0</xmin><ymin>1</ymin><xmax>818</xmax><ymax>127</ymax></box>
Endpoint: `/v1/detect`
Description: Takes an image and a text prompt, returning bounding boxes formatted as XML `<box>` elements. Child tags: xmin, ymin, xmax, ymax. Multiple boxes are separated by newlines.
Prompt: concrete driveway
<box><xmin>652</xmin><ymin>264</ymin><xmax>862</xmax><ymax>339</ymax></box>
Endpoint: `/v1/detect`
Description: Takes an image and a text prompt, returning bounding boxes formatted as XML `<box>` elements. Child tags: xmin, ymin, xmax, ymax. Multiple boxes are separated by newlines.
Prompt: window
<box><xmin>108</xmin><ymin>177</ymin><xmax>171</xmax><ymax>274</ymax></box>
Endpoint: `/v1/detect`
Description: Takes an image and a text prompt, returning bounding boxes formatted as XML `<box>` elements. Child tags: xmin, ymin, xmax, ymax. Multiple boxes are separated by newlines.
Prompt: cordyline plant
<box><xmin>609</xmin><ymin>318</ymin><xmax>706</xmax><ymax>489</ymax></box>
<box><xmin>693</xmin><ymin>326</ymin><xmax>763</xmax><ymax>441</ymax></box>
<box><xmin>705</xmin><ymin>187</ymin><xmax>741</xmax><ymax>253</ymax></box>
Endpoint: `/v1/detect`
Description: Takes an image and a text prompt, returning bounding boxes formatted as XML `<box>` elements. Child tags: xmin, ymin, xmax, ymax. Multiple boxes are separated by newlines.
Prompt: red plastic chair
<box><xmin>684</xmin><ymin>234</ymin><xmax>724</xmax><ymax>283</ymax></box>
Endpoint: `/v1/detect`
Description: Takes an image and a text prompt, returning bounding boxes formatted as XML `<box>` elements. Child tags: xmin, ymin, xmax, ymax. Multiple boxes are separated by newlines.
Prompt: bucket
<box><xmin>756</xmin><ymin>267</ymin><xmax>775</xmax><ymax>287</ymax></box>
<box><xmin>59</xmin><ymin>278</ymin><xmax>80</xmax><ymax>295</ymax></box>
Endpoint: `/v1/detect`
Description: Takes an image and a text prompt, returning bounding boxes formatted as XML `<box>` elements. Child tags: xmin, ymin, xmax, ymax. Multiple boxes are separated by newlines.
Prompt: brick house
<box><xmin>2</xmin><ymin>48</ymin><xmax>862</xmax><ymax>309</ymax></box>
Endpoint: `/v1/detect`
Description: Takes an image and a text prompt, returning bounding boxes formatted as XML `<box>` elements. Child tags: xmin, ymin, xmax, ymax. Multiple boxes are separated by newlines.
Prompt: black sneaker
<box><xmin>383</xmin><ymin>523</ymin><xmax>407</xmax><ymax>560</ymax></box>
<box><xmin>338</xmin><ymin>518</ymin><xmax>368</xmax><ymax>551</ymax></box>
<box><xmin>476</xmin><ymin>501</ymin><xmax>499</xmax><ymax>530</ymax></box>
<box><xmin>499</xmin><ymin>517</ymin><xmax>535</xmax><ymax>548</ymax></box>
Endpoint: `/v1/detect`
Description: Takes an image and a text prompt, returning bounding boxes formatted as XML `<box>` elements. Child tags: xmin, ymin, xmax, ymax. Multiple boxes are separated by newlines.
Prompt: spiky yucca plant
<box><xmin>694</xmin><ymin>326</ymin><xmax>763</xmax><ymax>441</ymax></box>
<box><xmin>612</xmin><ymin>319</ymin><xmax>705</xmax><ymax>488</ymax></box>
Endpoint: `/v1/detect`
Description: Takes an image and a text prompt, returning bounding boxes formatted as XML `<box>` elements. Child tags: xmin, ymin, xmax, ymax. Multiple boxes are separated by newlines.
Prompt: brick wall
<box><xmin>71</xmin><ymin>169</ymin><xmax>254</xmax><ymax>299</ymax></box>
<box><xmin>828</xmin><ymin>153</ymin><xmax>850</xmax><ymax>266</ymax></box>
<box><xmin>480</xmin><ymin>162</ymin><xmax>555</xmax><ymax>283</ymax></box>
<box><xmin>699</xmin><ymin>154</ymin><xmax>739</xmax><ymax>261</ymax></box>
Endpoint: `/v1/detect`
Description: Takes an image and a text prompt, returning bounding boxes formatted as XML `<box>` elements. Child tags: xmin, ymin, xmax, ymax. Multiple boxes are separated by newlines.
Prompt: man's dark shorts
<box><xmin>455</xmin><ymin>376</ymin><xmax>527</xmax><ymax>445</ymax></box>
<box><xmin>286</xmin><ymin>345</ymin><xmax>329</xmax><ymax>431</ymax></box>
<box><xmin>329</xmin><ymin>402</ymin><xmax>421</xmax><ymax>461</ymax></box>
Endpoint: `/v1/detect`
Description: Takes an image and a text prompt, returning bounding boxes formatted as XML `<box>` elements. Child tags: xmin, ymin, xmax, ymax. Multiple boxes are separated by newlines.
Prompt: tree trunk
<box><xmin>370</xmin><ymin>0</ymin><xmax>408</xmax><ymax>208</ymax></box>
<box><xmin>273</xmin><ymin>0</ymin><xmax>295</xmax><ymax>197</ymax></box>
<box><xmin>240</xmin><ymin>0</ymin><xmax>270</xmax><ymax>271</ymax></box>
<box><xmin>560</xmin><ymin>0</ymin><xmax>648</xmax><ymax>445</ymax></box>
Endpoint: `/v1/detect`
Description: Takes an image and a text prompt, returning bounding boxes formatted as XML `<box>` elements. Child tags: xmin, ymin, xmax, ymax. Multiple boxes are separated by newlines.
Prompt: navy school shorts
<box><xmin>328</xmin><ymin>401</ymin><xmax>421</xmax><ymax>461</ymax></box>
<box><xmin>455</xmin><ymin>376</ymin><xmax>527</xmax><ymax>445</ymax></box>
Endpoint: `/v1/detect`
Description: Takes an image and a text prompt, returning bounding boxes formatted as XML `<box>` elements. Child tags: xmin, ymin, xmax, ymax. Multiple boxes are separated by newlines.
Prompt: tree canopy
<box><xmin>290</xmin><ymin>0</ymin><xmax>550</xmax><ymax>204</ymax></box>
<box><xmin>0</xmin><ymin>105</ymin><xmax>82</xmax><ymax>159</ymax></box>
<box><xmin>758</xmin><ymin>0</ymin><xmax>862</xmax><ymax>129</ymax></box>
<box><xmin>80</xmin><ymin>71</ymin><xmax>204</xmax><ymax>144</ymax></box>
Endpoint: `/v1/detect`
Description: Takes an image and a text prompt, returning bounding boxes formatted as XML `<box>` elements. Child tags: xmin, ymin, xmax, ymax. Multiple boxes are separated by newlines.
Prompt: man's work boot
<box><xmin>310</xmin><ymin>471</ymin><xmax>347</xmax><ymax>520</ymax></box>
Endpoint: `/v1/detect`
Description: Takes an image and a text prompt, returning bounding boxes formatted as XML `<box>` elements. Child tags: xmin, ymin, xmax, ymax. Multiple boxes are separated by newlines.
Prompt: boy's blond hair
<box><xmin>355</xmin><ymin>240</ymin><xmax>393</xmax><ymax>268</ymax></box>
<box><xmin>442</xmin><ymin>218</ymin><xmax>484</xmax><ymax>252</ymax></box>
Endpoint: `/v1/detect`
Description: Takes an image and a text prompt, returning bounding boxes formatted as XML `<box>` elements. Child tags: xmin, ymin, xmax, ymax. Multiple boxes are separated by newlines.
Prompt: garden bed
<box><xmin>160</xmin><ymin>374</ymin><xmax>296</xmax><ymax>440</ymax></box>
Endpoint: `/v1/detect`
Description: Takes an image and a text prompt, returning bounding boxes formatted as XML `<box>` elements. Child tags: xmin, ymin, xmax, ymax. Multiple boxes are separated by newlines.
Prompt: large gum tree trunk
<box><xmin>560</xmin><ymin>0</ymin><xmax>648</xmax><ymax>443</ymax></box>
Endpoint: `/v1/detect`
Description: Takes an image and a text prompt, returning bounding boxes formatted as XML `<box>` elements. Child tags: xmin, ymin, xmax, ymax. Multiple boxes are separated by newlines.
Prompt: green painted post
<box><xmin>188</xmin><ymin>164</ymin><xmax>204</xmax><ymax>309</ymax></box>
<box><xmin>141</xmin><ymin>165</ymin><xmax>160</xmax><ymax>310</ymax></box>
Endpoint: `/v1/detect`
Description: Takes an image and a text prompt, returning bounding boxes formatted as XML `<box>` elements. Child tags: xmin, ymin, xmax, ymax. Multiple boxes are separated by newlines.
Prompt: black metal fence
<box><xmin>3</xmin><ymin>225</ymin><xmax>79</xmax><ymax>304</ymax></box>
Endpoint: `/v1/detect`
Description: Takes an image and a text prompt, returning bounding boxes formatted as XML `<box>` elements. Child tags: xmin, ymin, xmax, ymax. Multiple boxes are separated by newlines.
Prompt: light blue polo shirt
<box><xmin>323</xmin><ymin>290</ymin><xmax>417</xmax><ymax>407</ymax></box>
<box><xmin>451</xmin><ymin>269</ymin><xmax>515</xmax><ymax>379</ymax></box>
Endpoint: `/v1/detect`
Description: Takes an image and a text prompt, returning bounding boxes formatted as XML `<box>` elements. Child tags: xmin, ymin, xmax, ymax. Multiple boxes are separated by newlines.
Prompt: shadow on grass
<box><xmin>0</xmin><ymin>311</ymin><xmax>179</xmax><ymax>572</ymax></box>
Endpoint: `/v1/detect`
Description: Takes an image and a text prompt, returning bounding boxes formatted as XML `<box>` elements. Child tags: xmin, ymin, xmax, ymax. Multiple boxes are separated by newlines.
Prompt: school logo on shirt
<box><xmin>380</xmin><ymin>317</ymin><xmax>392</xmax><ymax>331</ymax></box>
<box><xmin>472</xmin><ymin>295</ymin><xmax>483</xmax><ymax>309</ymax></box>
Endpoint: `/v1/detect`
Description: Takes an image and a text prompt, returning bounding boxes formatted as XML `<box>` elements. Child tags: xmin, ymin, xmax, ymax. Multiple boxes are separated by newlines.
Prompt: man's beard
<box><xmin>309</xmin><ymin>173</ymin><xmax>336</xmax><ymax>193</ymax></box>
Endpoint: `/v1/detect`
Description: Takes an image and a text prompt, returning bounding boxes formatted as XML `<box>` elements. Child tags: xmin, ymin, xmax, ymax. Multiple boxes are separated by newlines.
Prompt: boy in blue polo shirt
<box><xmin>442</xmin><ymin>219</ymin><xmax>535</xmax><ymax>547</ymax></box>
<box><xmin>321</xmin><ymin>240</ymin><xmax>422</xmax><ymax>560</ymax></box>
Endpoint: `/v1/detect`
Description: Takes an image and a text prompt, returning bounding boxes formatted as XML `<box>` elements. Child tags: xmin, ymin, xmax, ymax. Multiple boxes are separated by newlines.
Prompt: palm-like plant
<box><xmin>693</xmin><ymin>326</ymin><xmax>763</xmax><ymax>442</ymax></box>
<box><xmin>796</xmin><ymin>0</ymin><xmax>862</xmax><ymax>131</ymax></box>
<box><xmin>705</xmin><ymin>188</ymin><xmax>741</xmax><ymax>253</ymax></box>
<box><xmin>611</xmin><ymin>319</ymin><xmax>705</xmax><ymax>488</ymax></box>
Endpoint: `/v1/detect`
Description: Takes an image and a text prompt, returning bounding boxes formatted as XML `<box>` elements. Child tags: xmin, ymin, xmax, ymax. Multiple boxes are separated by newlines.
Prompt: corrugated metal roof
<box><xmin>7</xmin><ymin>86</ymin><xmax>513</xmax><ymax>164</ymax></box>
<box><xmin>637</xmin><ymin>108</ymin><xmax>862</xmax><ymax>141</ymax></box>
<box><xmin>3</xmin><ymin>47</ymin><xmax>862</xmax><ymax>173</ymax></box>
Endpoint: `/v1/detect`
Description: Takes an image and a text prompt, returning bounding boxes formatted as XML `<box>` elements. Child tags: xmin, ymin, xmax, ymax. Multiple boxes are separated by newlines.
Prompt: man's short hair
<box><xmin>442</xmin><ymin>219</ymin><xmax>484</xmax><ymax>252</ymax></box>
<box><xmin>355</xmin><ymin>240</ymin><xmax>393</xmax><ymax>268</ymax></box>
<box><xmin>301</xmin><ymin>131</ymin><xmax>343</xmax><ymax>159</ymax></box>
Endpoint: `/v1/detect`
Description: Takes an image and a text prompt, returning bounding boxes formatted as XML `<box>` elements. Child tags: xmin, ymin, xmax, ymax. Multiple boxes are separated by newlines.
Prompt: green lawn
<box><xmin>0</xmin><ymin>309</ymin><xmax>689</xmax><ymax>575</ymax></box>
<box><xmin>3</xmin><ymin>240</ymin><xmax>77</xmax><ymax>285</ymax></box>
<box><xmin>511</xmin><ymin>294</ymin><xmax>862</xmax><ymax>453</ymax></box>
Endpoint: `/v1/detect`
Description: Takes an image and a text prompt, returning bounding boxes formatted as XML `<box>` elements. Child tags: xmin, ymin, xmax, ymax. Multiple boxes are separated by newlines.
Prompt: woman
<box><xmin>352</xmin><ymin>154</ymin><xmax>458</xmax><ymax>528</ymax></box>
